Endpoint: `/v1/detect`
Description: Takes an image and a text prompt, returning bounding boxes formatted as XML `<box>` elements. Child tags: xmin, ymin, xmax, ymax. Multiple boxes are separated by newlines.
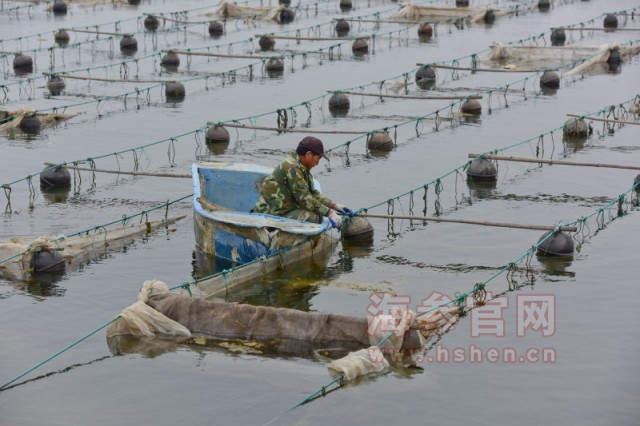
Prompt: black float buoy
<box><xmin>540</xmin><ymin>70</ymin><xmax>560</xmax><ymax>89</ymax></box>
<box><xmin>550</xmin><ymin>28</ymin><xmax>566</xmax><ymax>46</ymax></box>
<box><xmin>19</xmin><ymin>113</ymin><xmax>42</xmax><ymax>134</ymax></box>
<box><xmin>54</xmin><ymin>30</ymin><xmax>70</xmax><ymax>46</ymax></box>
<box><xmin>279</xmin><ymin>0</ymin><xmax>292</xmax><ymax>5</ymax></box>
<box><xmin>417</xmin><ymin>23</ymin><xmax>433</xmax><ymax>40</ymax></box>
<box><xmin>607</xmin><ymin>48</ymin><xmax>621</xmax><ymax>66</ymax></box>
<box><xmin>415</xmin><ymin>65</ymin><xmax>436</xmax><ymax>90</ymax></box>
<box><xmin>352</xmin><ymin>38</ymin><xmax>369</xmax><ymax>55</ymax></box>
<box><xmin>367</xmin><ymin>131</ymin><xmax>394</xmax><ymax>151</ymax></box>
<box><xmin>335</xmin><ymin>19</ymin><xmax>350</xmax><ymax>37</ymax></box>
<box><xmin>120</xmin><ymin>35</ymin><xmax>138</xmax><ymax>54</ymax></box>
<box><xmin>33</xmin><ymin>250</ymin><xmax>66</xmax><ymax>274</ymax></box>
<box><xmin>484</xmin><ymin>10</ymin><xmax>496</xmax><ymax>24</ymax></box>
<box><xmin>265</xmin><ymin>58</ymin><xmax>285</xmax><ymax>74</ymax></box>
<box><xmin>328</xmin><ymin>92</ymin><xmax>350</xmax><ymax>118</ymax></box>
<box><xmin>128</xmin><ymin>0</ymin><xmax>141</xmax><ymax>5</ymax></box>
<box><xmin>633</xmin><ymin>174</ymin><xmax>640</xmax><ymax>193</ymax></box>
<box><xmin>461</xmin><ymin>98</ymin><xmax>482</xmax><ymax>115</ymax></box>
<box><xmin>161</xmin><ymin>50</ymin><xmax>180</xmax><ymax>71</ymax></box>
<box><xmin>455</xmin><ymin>0</ymin><xmax>470</xmax><ymax>6</ymax></box>
<box><xmin>164</xmin><ymin>81</ymin><xmax>185</xmax><ymax>102</ymax></box>
<box><xmin>208</xmin><ymin>21</ymin><xmax>224</xmax><ymax>38</ymax></box>
<box><xmin>206</xmin><ymin>125</ymin><xmax>230</xmax><ymax>143</ymax></box>
<box><xmin>13</xmin><ymin>53</ymin><xmax>33</xmax><ymax>74</ymax></box>
<box><xmin>52</xmin><ymin>0</ymin><xmax>68</xmax><ymax>16</ymax></box>
<box><xmin>144</xmin><ymin>15</ymin><xmax>160</xmax><ymax>31</ymax></box>
<box><xmin>536</xmin><ymin>230</ymin><xmax>574</xmax><ymax>257</ymax></box>
<box><xmin>603</xmin><ymin>13</ymin><xmax>618</xmax><ymax>29</ymax></box>
<box><xmin>340</xmin><ymin>0</ymin><xmax>352</xmax><ymax>11</ymax></box>
<box><xmin>538</xmin><ymin>0</ymin><xmax>550</xmax><ymax>11</ymax></box>
<box><xmin>259</xmin><ymin>35</ymin><xmax>275</xmax><ymax>51</ymax></box>
<box><xmin>47</xmin><ymin>74</ymin><xmax>66</xmax><ymax>96</ymax></box>
<box><xmin>279</xmin><ymin>8</ymin><xmax>295</xmax><ymax>24</ymax></box>
<box><xmin>342</xmin><ymin>216</ymin><xmax>374</xmax><ymax>242</ymax></box>
<box><xmin>466</xmin><ymin>158</ymin><xmax>497</xmax><ymax>181</ymax></box>
<box><xmin>40</xmin><ymin>166</ymin><xmax>71</xmax><ymax>188</ymax></box>
<box><xmin>563</xmin><ymin>118</ymin><xmax>589</xmax><ymax>138</ymax></box>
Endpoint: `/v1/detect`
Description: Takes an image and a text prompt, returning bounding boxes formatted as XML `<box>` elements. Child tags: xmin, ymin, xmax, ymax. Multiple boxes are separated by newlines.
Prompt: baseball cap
<box><xmin>298</xmin><ymin>136</ymin><xmax>328</xmax><ymax>160</ymax></box>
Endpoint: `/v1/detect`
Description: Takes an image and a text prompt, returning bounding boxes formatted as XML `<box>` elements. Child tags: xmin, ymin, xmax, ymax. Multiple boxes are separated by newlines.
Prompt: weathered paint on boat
<box><xmin>192</xmin><ymin>162</ymin><xmax>338</xmax><ymax>269</ymax></box>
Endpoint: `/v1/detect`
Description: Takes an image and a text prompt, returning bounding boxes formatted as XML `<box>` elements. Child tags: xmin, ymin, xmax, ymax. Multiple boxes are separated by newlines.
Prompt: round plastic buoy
<box><xmin>563</xmin><ymin>118</ymin><xmax>589</xmax><ymax>138</ymax></box>
<box><xmin>340</xmin><ymin>0</ymin><xmax>353</xmax><ymax>11</ymax></box>
<box><xmin>484</xmin><ymin>10</ymin><xmax>496</xmax><ymax>24</ymax></box>
<box><xmin>33</xmin><ymin>250</ymin><xmax>66</xmax><ymax>273</ymax></box>
<box><xmin>13</xmin><ymin>53</ymin><xmax>33</xmax><ymax>73</ymax></box>
<box><xmin>144</xmin><ymin>15</ymin><xmax>160</xmax><ymax>31</ymax></box>
<box><xmin>418</xmin><ymin>23</ymin><xmax>433</xmax><ymax>39</ymax></box>
<box><xmin>165</xmin><ymin>81</ymin><xmax>185</xmax><ymax>102</ymax></box>
<box><xmin>279</xmin><ymin>8</ymin><xmax>295</xmax><ymax>24</ymax></box>
<box><xmin>634</xmin><ymin>174</ymin><xmax>640</xmax><ymax>193</ymax></box>
<box><xmin>415</xmin><ymin>65</ymin><xmax>436</xmax><ymax>89</ymax></box>
<box><xmin>603</xmin><ymin>14</ymin><xmax>618</xmax><ymax>29</ymax></box>
<box><xmin>209</xmin><ymin>21</ymin><xmax>224</xmax><ymax>38</ymax></box>
<box><xmin>128</xmin><ymin>0</ymin><xmax>141</xmax><ymax>5</ymax></box>
<box><xmin>206</xmin><ymin>125</ymin><xmax>230</xmax><ymax>143</ymax></box>
<box><xmin>279</xmin><ymin>0</ymin><xmax>292</xmax><ymax>5</ymax></box>
<box><xmin>538</xmin><ymin>0</ymin><xmax>550</xmax><ymax>11</ymax></box>
<box><xmin>328</xmin><ymin>92</ymin><xmax>350</xmax><ymax>112</ymax></box>
<box><xmin>352</xmin><ymin>38</ymin><xmax>369</xmax><ymax>55</ymax></box>
<box><xmin>537</xmin><ymin>231</ymin><xmax>574</xmax><ymax>256</ymax></box>
<box><xmin>19</xmin><ymin>114</ymin><xmax>42</xmax><ymax>134</ymax></box>
<box><xmin>456</xmin><ymin>0</ymin><xmax>470</xmax><ymax>6</ymax></box>
<box><xmin>466</xmin><ymin>158</ymin><xmax>497</xmax><ymax>181</ymax></box>
<box><xmin>550</xmin><ymin>28</ymin><xmax>565</xmax><ymax>46</ymax></box>
<box><xmin>367</xmin><ymin>131</ymin><xmax>394</xmax><ymax>151</ymax></box>
<box><xmin>54</xmin><ymin>30</ymin><xmax>70</xmax><ymax>46</ymax></box>
<box><xmin>265</xmin><ymin>58</ymin><xmax>284</xmax><ymax>72</ymax></box>
<box><xmin>161</xmin><ymin>50</ymin><xmax>180</xmax><ymax>68</ymax></box>
<box><xmin>607</xmin><ymin>48</ymin><xmax>621</xmax><ymax>65</ymax></box>
<box><xmin>40</xmin><ymin>166</ymin><xmax>71</xmax><ymax>187</ymax></box>
<box><xmin>47</xmin><ymin>74</ymin><xmax>66</xmax><ymax>96</ymax></box>
<box><xmin>52</xmin><ymin>0</ymin><xmax>68</xmax><ymax>15</ymax></box>
<box><xmin>540</xmin><ymin>70</ymin><xmax>560</xmax><ymax>89</ymax></box>
<box><xmin>259</xmin><ymin>36</ymin><xmax>275</xmax><ymax>51</ymax></box>
<box><xmin>461</xmin><ymin>98</ymin><xmax>482</xmax><ymax>115</ymax></box>
<box><xmin>120</xmin><ymin>35</ymin><xmax>138</xmax><ymax>53</ymax></box>
<box><xmin>343</xmin><ymin>216</ymin><xmax>374</xmax><ymax>241</ymax></box>
<box><xmin>335</xmin><ymin>19</ymin><xmax>350</xmax><ymax>37</ymax></box>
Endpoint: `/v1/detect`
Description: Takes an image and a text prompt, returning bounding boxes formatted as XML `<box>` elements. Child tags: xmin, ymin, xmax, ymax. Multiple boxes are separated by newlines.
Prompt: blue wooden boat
<box><xmin>192</xmin><ymin>162</ymin><xmax>338</xmax><ymax>267</ymax></box>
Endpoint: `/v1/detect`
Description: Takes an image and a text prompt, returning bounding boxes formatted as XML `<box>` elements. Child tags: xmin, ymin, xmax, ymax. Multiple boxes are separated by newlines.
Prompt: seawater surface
<box><xmin>1</xmin><ymin>0</ymin><xmax>639</xmax><ymax>425</ymax></box>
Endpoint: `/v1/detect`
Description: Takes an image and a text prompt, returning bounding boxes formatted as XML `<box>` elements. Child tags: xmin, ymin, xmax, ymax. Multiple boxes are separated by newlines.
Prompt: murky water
<box><xmin>1</xmin><ymin>0</ymin><xmax>639</xmax><ymax>425</ymax></box>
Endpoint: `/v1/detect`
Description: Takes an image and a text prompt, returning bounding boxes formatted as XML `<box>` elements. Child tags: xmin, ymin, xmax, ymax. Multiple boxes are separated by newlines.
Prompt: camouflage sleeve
<box><xmin>287</xmin><ymin>164</ymin><xmax>331</xmax><ymax>216</ymax></box>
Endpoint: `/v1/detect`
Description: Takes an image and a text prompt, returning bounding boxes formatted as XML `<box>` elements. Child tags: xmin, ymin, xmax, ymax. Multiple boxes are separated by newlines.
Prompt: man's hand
<box><xmin>327</xmin><ymin>209</ymin><xmax>342</xmax><ymax>229</ymax></box>
<box><xmin>333</xmin><ymin>203</ymin><xmax>354</xmax><ymax>217</ymax></box>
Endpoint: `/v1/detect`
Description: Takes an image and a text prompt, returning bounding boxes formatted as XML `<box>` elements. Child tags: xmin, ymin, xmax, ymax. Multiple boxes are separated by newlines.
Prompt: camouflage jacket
<box><xmin>253</xmin><ymin>153</ymin><xmax>332</xmax><ymax>217</ymax></box>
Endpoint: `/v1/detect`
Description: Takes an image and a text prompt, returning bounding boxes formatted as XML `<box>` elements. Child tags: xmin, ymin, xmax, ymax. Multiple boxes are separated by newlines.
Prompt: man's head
<box><xmin>296</xmin><ymin>136</ymin><xmax>328</xmax><ymax>170</ymax></box>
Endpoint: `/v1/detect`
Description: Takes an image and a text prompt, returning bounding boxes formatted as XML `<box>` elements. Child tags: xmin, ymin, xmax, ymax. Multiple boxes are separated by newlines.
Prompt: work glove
<box><xmin>333</xmin><ymin>203</ymin><xmax>354</xmax><ymax>217</ymax></box>
<box><xmin>327</xmin><ymin>209</ymin><xmax>342</xmax><ymax>229</ymax></box>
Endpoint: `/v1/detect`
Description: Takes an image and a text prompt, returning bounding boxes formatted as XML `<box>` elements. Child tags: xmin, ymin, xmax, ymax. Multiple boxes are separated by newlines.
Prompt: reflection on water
<box><xmin>536</xmin><ymin>254</ymin><xmax>575</xmax><ymax>278</ymax></box>
<box><xmin>467</xmin><ymin>179</ymin><xmax>497</xmax><ymax>200</ymax></box>
<box><xmin>41</xmin><ymin>186</ymin><xmax>71</xmax><ymax>204</ymax></box>
<box><xmin>563</xmin><ymin>135</ymin><xmax>587</xmax><ymax>153</ymax></box>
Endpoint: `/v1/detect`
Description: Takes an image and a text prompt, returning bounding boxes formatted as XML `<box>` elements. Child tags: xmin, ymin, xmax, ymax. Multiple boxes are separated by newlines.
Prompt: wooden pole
<box><xmin>358</xmin><ymin>213</ymin><xmax>577</xmax><ymax>232</ymax></box>
<box><xmin>332</xmin><ymin>90</ymin><xmax>482</xmax><ymax>100</ymax></box>
<box><xmin>468</xmin><ymin>154</ymin><xmax>640</xmax><ymax>171</ymax></box>
<box><xmin>65</xmin><ymin>29</ymin><xmax>127</xmax><ymax>37</ymax></box>
<box><xmin>554</xmin><ymin>27</ymin><xmax>640</xmax><ymax>32</ymax></box>
<box><xmin>44</xmin><ymin>163</ymin><xmax>190</xmax><ymax>178</ymax></box>
<box><xmin>56</xmin><ymin>73</ymin><xmax>171</xmax><ymax>84</ymax></box>
<box><xmin>417</xmin><ymin>63</ymin><xmax>539</xmax><ymax>73</ymax></box>
<box><xmin>207</xmin><ymin>122</ymin><xmax>368</xmax><ymax>134</ymax></box>
<box><xmin>566</xmin><ymin>114</ymin><xmax>640</xmax><ymax>126</ymax></box>
<box><xmin>169</xmin><ymin>49</ymin><xmax>281</xmax><ymax>60</ymax></box>
<box><xmin>332</xmin><ymin>18</ymin><xmax>433</xmax><ymax>25</ymax></box>
<box><xmin>265</xmin><ymin>35</ymin><xmax>370</xmax><ymax>41</ymax></box>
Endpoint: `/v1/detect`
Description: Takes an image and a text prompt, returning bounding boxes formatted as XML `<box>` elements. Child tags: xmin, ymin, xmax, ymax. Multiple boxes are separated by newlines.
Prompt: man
<box><xmin>253</xmin><ymin>136</ymin><xmax>352</xmax><ymax>228</ymax></box>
